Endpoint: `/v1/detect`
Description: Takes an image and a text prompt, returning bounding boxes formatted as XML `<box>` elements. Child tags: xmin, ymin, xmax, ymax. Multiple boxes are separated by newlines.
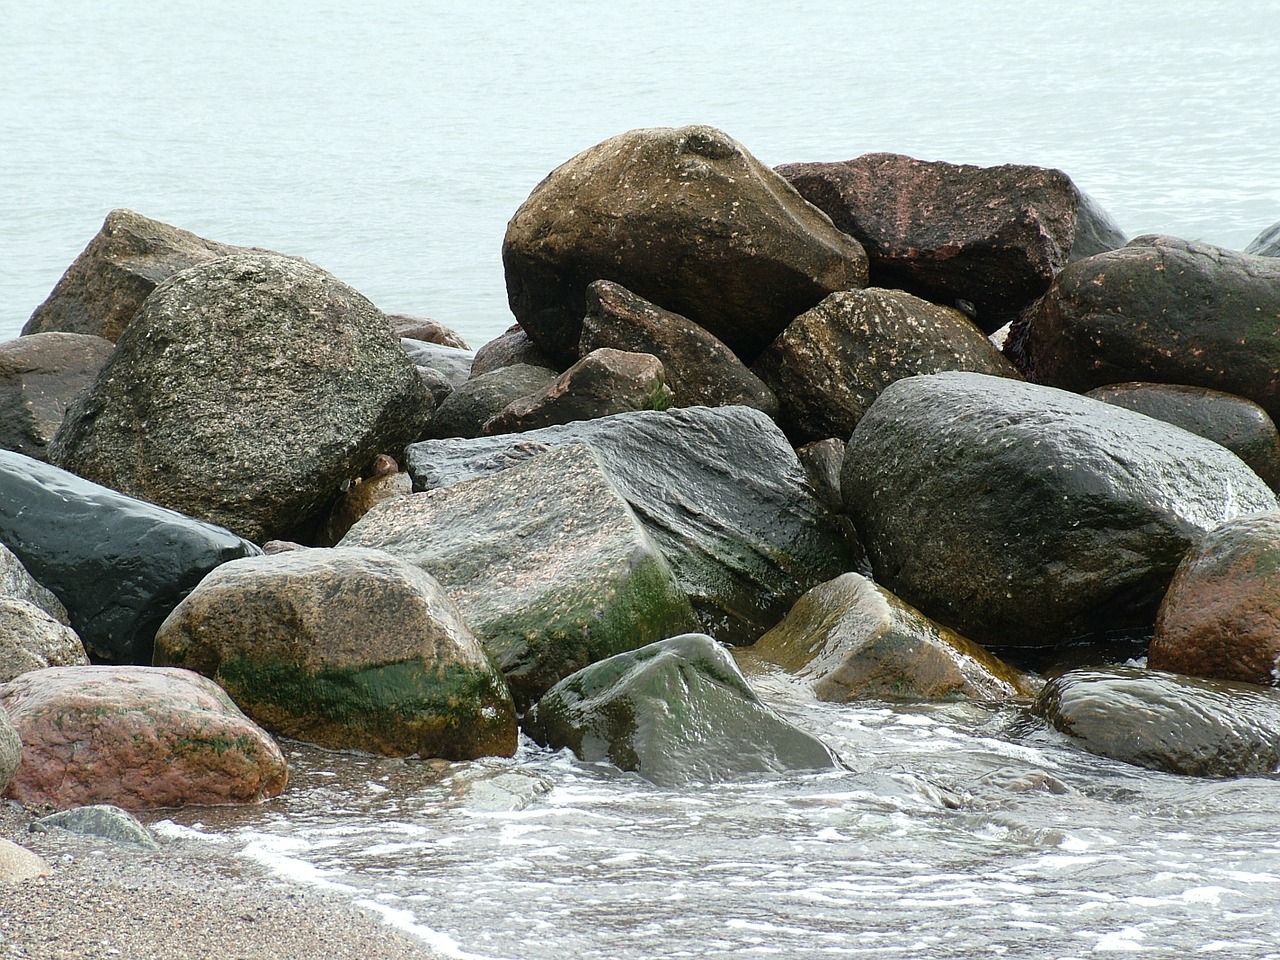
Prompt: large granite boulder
<box><xmin>1149</xmin><ymin>511</ymin><xmax>1280</xmax><ymax>686</ymax></box>
<box><xmin>841</xmin><ymin>372</ymin><xmax>1278</xmax><ymax>647</ymax></box>
<box><xmin>341</xmin><ymin>444</ymin><xmax>698</xmax><ymax>709</ymax></box>
<box><xmin>0</xmin><ymin>451</ymin><xmax>260</xmax><ymax>664</ymax></box>
<box><xmin>0</xmin><ymin>706</ymin><xmax>19</xmax><ymax>795</ymax></box>
<box><xmin>483</xmin><ymin>348</ymin><xmax>672</xmax><ymax>435</ymax></box>
<box><xmin>1014</xmin><ymin>236</ymin><xmax>1280</xmax><ymax>419</ymax></box>
<box><xmin>424</xmin><ymin>363</ymin><xmax>558</xmax><ymax>439</ymax></box>
<box><xmin>1245</xmin><ymin>220</ymin><xmax>1280</xmax><ymax>257</ymax></box>
<box><xmin>470</xmin><ymin>325</ymin><xmax>557</xmax><ymax>378</ymax></box>
<box><xmin>503</xmin><ymin>124</ymin><xmax>868</xmax><ymax>366</ymax></box>
<box><xmin>743</xmin><ymin>573</ymin><xmax>1035</xmax><ymax>703</ymax></box>
<box><xmin>1</xmin><ymin>665</ymin><xmax>288</xmax><ymax>810</ymax></box>
<box><xmin>49</xmin><ymin>253</ymin><xmax>433</xmax><ymax>544</ymax></box>
<box><xmin>578</xmin><ymin>280</ymin><xmax>779</xmax><ymax>416</ymax></box>
<box><xmin>753</xmin><ymin>288</ymin><xmax>1021</xmax><ymax>443</ymax></box>
<box><xmin>0</xmin><ymin>333</ymin><xmax>115</xmax><ymax>461</ymax></box>
<box><xmin>0</xmin><ymin>598</ymin><xmax>88</xmax><ymax>682</ymax></box>
<box><xmin>524</xmin><ymin>633</ymin><xmax>838</xmax><ymax>786</ymax></box>
<box><xmin>153</xmin><ymin>547</ymin><xmax>516</xmax><ymax>759</ymax></box>
<box><xmin>406</xmin><ymin>406</ymin><xmax>858</xmax><ymax>645</ymax></box>
<box><xmin>1033</xmin><ymin>666</ymin><xmax>1280</xmax><ymax>777</ymax></box>
<box><xmin>1087</xmin><ymin>382</ymin><xmax>1280</xmax><ymax>491</ymax></box>
<box><xmin>777</xmin><ymin>153</ymin><xmax>1126</xmax><ymax>333</ymax></box>
<box><xmin>21</xmin><ymin>209</ymin><xmax>256</xmax><ymax>343</ymax></box>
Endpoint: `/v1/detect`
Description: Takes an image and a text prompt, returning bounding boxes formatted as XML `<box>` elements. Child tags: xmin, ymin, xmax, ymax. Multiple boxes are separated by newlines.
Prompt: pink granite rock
<box><xmin>0</xmin><ymin>665</ymin><xmax>287</xmax><ymax>810</ymax></box>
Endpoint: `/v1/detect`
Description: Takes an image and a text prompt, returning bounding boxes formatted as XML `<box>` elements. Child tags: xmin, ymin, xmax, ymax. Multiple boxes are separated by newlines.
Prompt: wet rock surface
<box><xmin>0</xmin><ymin>332</ymin><xmax>115</xmax><ymax>461</ymax></box>
<box><xmin>1245</xmin><ymin>220</ymin><xmax>1280</xmax><ymax>257</ymax></box>
<box><xmin>1</xmin><ymin>665</ymin><xmax>288</xmax><ymax>810</ymax></box>
<box><xmin>503</xmin><ymin>124</ymin><xmax>868</xmax><ymax>365</ymax></box>
<box><xmin>154</xmin><ymin>547</ymin><xmax>516</xmax><ymax>759</ymax></box>
<box><xmin>841</xmin><ymin>372</ymin><xmax>1278</xmax><ymax>647</ymax></box>
<box><xmin>753</xmin><ymin>288</ymin><xmax>1020</xmax><ymax>443</ymax></box>
<box><xmin>1033</xmin><ymin>666</ymin><xmax>1280</xmax><ymax>777</ymax></box>
<box><xmin>49</xmin><ymin>253</ymin><xmax>432</xmax><ymax>544</ymax></box>
<box><xmin>525</xmin><ymin>633</ymin><xmax>838</xmax><ymax>787</ymax></box>
<box><xmin>470</xmin><ymin>324</ymin><xmax>557</xmax><ymax>378</ymax></box>
<box><xmin>32</xmin><ymin>804</ymin><xmax>159</xmax><ymax>850</ymax></box>
<box><xmin>424</xmin><ymin>363</ymin><xmax>558</xmax><ymax>439</ymax></box>
<box><xmin>406</xmin><ymin>405</ymin><xmax>858</xmax><ymax>644</ymax></box>
<box><xmin>0</xmin><ymin>451</ymin><xmax>260</xmax><ymax>664</ymax></box>
<box><xmin>342</xmin><ymin>444</ymin><xmax>698</xmax><ymax>710</ymax></box>
<box><xmin>777</xmin><ymin>153</ymin><xmax>1125</xmax><ymax>332</ymax></box>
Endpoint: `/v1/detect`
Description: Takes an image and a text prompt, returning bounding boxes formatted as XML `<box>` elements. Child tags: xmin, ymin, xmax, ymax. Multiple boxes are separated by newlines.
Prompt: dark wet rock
<box><xmin>578</xmin><ymin>280</ymin><xmax>779</xmax><ymax>416</ymax></box>
<box><xmin>21</xmin><ymin>209</ymin><xmax>258</xmax><ymax>343</ymax></box>
<box><xmin>1</xmin><ymin>665</ymin><xmax>288</xmax><ymax>810</ymax></box>
<box><xmin>744</xmin><ymin>573</ymin><xmax>1036</xmax><ymax>702</ymax></box>
<box><xmin>753</xmin><ymin>288</ymin><xmax>1021</xmax><ymax>443</ymax></box>
<box><xmin>406</xmin><ymin>406</ymin><xmax>858</xmax><ymax>645</ymax></box>
<box><xmin>795</xmin><ymin>438</ymin><xmax>846</xmax><ymax>512</ymax></box>
<box><xmin>841</xmin><ymin>372</ymin><xmax>1278</xmax><ymax>647</ymax></box>
<box><xmin>1245</xmin><ymin>220</ymin><xmax>1280</xmax><ymax>257</ymax></box>
<box><xmin>49</xmin><ymin>253</ymin><xmax>432</xmax><ymax>544</ymax></box>
<box><xmin>32</xmin><ymin>804</ymin><xmax>159</xmax><ymax>850</ymax></box>
<box><xmin>1087</xmin><ymin>382</ymin><xmax>1280</xmax><ymax>491</ymax></box>
<box><xmin>503</xmin><ymin>124</ymin><xmax>868</xmax><ymax>366</ymax></box>
<box><xmin>317</xmin><ymin>454</ymin><xmax>413</xmax><ymax>546</ymax></box>
<box><xmin>470</xmin><ymin>325</ymin><xmax>557</xmax><ymax>378</ymax></box>
<box><xmin>424</xmin><ymin>363</ymin><xmax>559</xmax><ymax>439</ymax></box>
<box><xmin>341</xmin><ymin>444</ymin><xmax>698</xmax><ymax>710</ymax></box>
<box><xmin>0</xmin><ymin>451</ymin><xmax>260</xmax><ymax>664</ymax></box>
<box><xmin>777</xmin><ymin>153</ymin><xmax>1125</xmax><ymax>333</ymax></box>
<box><xmin>0</xmin><ymin>598</ymin><xmax>88</xmax><ymax>682</ymax></box>
<box><xmin>0</xmin><ymin>540</ymin><xmax>68</xmax><ymax>626</ymax></box>
<box><xmin>154</xmin><ymin>547</ymin><xmax>516</xmax><ymax>759</ymax></box>
<box><xmin>484</xmin><ymin>348</ymin><xmax>672</xmax><ymax>434</ymax></box>
<box><xmin>0</xmin><ymin>333</ymin><xmax>115</xmax><ymax>461</ymax></box>
<box><xmin>400</xmin><ymin>338</ymin><xmax>474</xmax><ymax>389</ymax></box>
<box><xmin>1150</xmin><ymin>511</ymin><xmax>1280</xmax><ymax>686</ymax></box>
<box><xmin>0</xmin><ymin>837</ymin><xmax>49</xmax><ymax>883</ymax></box>
<box><xmin>525</xmin><ymin>633</ymin><xmax>838</xmax><ymax>787</ymax></box>
<box><xmin>1033</xmin><ymin>666</ymin><xmax>1280</xmax><ymax>777</ymax></box>
<box><xmin>388</xmin><ymin>314</ymin><xmax>470</xmax><ymax>349</ymax></box>
<box><xmin>0</xmin><ymin>707</ymin><xmax>18</xmax><ymax>795</ymax></box>
<box><xmin>1014</xmin><ymin>236</ymin><xmax>1280</xmax><ymax>419</ymax></box>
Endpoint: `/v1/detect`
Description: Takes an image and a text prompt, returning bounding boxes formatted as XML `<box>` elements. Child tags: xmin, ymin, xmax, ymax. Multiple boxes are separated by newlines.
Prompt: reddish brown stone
<box><xmin>0</xmin><ymin>333</ymin><xmax>115</xmax><ymax>461</ymax></box>
<box><xmin>388</xmin><ymin>314</ymin><xmax>470</xmax><ymax>349</ymax></box>
<box><xmin>0</xmin><ymin>665</ymin><xmax>287</xmax><ymax>810</ymax></box>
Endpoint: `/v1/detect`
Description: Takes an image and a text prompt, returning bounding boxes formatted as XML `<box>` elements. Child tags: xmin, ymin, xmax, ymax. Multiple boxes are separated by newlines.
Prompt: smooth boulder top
<box><xmin>1245</xmin><ymin>219</ymin><xmax>1280</xmax><ymax>257</ymax></box>
<box><xmin>503</xmin><ymin>124</ymin><xmax>868</xmax><ymax>365</ymax></box>
<box><xmin>841</xmin><ymin>371</ymin><xmax>1279</xmax><ymax>647</ymax></box>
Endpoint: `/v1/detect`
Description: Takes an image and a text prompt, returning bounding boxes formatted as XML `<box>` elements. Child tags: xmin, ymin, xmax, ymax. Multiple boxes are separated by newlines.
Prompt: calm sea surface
<box><xmin>6</xmin><ymin>4</ymin><xmax>1280</xmax><ymax>957</ymax></box>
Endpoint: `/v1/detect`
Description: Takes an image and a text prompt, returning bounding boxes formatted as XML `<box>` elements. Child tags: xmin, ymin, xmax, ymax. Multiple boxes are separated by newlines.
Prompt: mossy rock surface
<box><xmin>525</xmin><ymin>633</ymin><xmax>837</xmax><ymax>787</ymax></box>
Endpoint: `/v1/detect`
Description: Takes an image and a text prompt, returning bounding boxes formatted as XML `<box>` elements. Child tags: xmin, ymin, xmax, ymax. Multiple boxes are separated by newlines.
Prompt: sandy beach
<box><xmin>0</xmin><ymin>801</ymin><xmax>444</xmax><ymax>960</ymax></box>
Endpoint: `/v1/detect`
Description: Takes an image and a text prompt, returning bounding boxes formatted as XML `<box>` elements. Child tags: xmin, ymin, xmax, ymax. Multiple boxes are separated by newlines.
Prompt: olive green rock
<box><xmin>154</xmin><ymin>547</ymin><xmax>516</xmax><ymax>759</ymax></box>
<box><xmin>744</xmin><ymin>573</ymin><xmax>1036</xmax><ymax>703</ymax></box>
<box><xmin>341</xmin><ymin>444</ymin><xmax>699</xmax><ymax>709</ymax></box>
<box><xmin>525</xmin><ymin>633</ymin><xmax>837</xmax><ymax>787</ymax></box>
<box><xmin>1033</xmin><ymin>666</ymin><xmax>1280</xmax><ymax>777</ymax></box>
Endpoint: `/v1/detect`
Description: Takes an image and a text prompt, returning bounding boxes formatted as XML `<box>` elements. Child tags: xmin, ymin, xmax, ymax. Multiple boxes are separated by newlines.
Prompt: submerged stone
<box><xmin>32</xmin><ymin>804</ymin><xmax>159</xmax><ymax>850</ymax></box>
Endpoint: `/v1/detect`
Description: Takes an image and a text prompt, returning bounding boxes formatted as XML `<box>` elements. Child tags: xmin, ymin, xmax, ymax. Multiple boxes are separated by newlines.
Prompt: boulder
<box><xmin>388</xmin><ymin>314</ymin><xmax>470</xmax><ymax>349</ymax></box>
<box><xmin>0</xmin><ymin>706</ymin><xmax>19</xmax><ymax>794</ymax></box>
<box><xmin>1245</xmin><ymin>220</ymin><xmax>1280</xmax><ymax>257</ymax></box>
<box><xmin>400</xmin><ymin>338</ymin><xmax>474</xmax><ymax>388</ymax></box>
<box><xmin>753</xmin><ymin>288</ymin><xmax>1021</xmax><ymax>443</ymax></box>
<box><xmin>49</xmin><ymin>253</ymin><xmax>433</xmax><ymax>544</ymax></box>
<box><xmin>777</xmin><ymin>153</ymin><xmax>1126</xmax><ymax>333</ymax></box>
<box><xmin>0</xmin><ymin>598</ymin><xmax>89</xmax><ymax>682</ymax></box>
<box><xmin>1</xmin><ymin>665</ymin><xmax>288</xmax><ymax>810</ymax></box>
<box><xmin>0</xmin><ymin>539</ymin><xmax>68</xmax><ymax>624</ymax></box>
<box><xmin>483</xmin><ymin>348</ymin><xmax>672</xmax><ymax>434</ymax></box>
<box><xmin>32</xmin><ymin>804</ymin><xmax>159</xmax><ymax>850</ymax></box>
<box><xmin>21</xmin><ymin>208</ymin><xmax>256</xmax><ymax>342</ymax></box>
<box><xmin>470</xmin><ymin>325</ymin><xmax>557</xmax><ymax>378</ymax></box>
<box><xmin>1087</xmin><ymin>382</ymin><xmax>1280</xmax><ymax>490</ymax></box>
<box><xmin>578</xmin><ymin>280</ymin><xmax>779</xmax><ymax>416</ymax></box>
<box><xmin>1033</xmin><ymin>666</ymin><xmax>1280</xmax><ymax>777</ymax></box>
<box><xmin>525</xmin><ymin>633</ymin><xmax>838</xmax><ymax>787</ymax></box>
<box><xmin>0</xmin><ymin>332</ymin><xmax>115</xmax><ymax>461</ymax></box>
<box><xmin>795</xmin><ymin>438</ymin><xmax>845</xmax><ymax>512</ymax></box>
<box><xmin>341</xmin><ymin>444</ymin><xmax>698</xmax><ymax>709</ymax></box>
<box><xmin>423</xmin><ymin>363</ymin><xmax>558</xmax><ymax>439</ymax></box>
<box><xmin>841</xmin><ymin>372</ymin><xmax>1278</xmax><ymax>647</ymax></box>
<box><xmin>503</xmin><ymin>124</ymin><xmax>868</xmax><ymax>366</ymax></box>
<box><xmin>744</xmin><ymin>573</ymin><xmax>1036</xmax><ymax>702</ymax></box>
<box><xmin>0</xmin><ymin>838</ymin><xmax>49</xmax><ymax>884</ymax></box>
<box><xmin>1013</xmin><ymin>236</ymin><xmax>1280</xmax><ymax>419</ymax></box>
<box><xmin>153</xmin><ymin>547</ymin><xmax>516</xmax><ymax>759</ymax></box>
<box><xmin>1149</xmin><ymin>511</ymin><xmax>1280</xmax><ymax>686</ymax></box>
<box><xmin>405</xmin><ymin>406</ymin><xmax>859</xmax><ymax>644</ymax></box>
<box><xmin>317</xmin><ymin>454</ymin><xmax>413</xmax><ymax>546</ymax></box>
<box><xmin>0</xmin><ymin>451</ymin><xmax>260</xmax><ymax>664</ymax></box>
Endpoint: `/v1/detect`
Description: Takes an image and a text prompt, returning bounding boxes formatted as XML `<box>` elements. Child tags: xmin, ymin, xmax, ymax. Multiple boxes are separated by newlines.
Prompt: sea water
<box><xmin>7</xmin><ymin>3</ymin><xmax>1280</xmax><ymax>955</ymax></box>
